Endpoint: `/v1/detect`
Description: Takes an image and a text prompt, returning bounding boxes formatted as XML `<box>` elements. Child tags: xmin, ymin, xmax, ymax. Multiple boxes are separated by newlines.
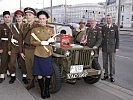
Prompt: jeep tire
<box><xmin>83</xmin><ymin>59</ymin><xmax>101</xmax><ymax>84</ymax></box>
<box><xmin>50</xmin><ymin>62</ymin><xmax>62</xmax><ymax>93</ymax></box>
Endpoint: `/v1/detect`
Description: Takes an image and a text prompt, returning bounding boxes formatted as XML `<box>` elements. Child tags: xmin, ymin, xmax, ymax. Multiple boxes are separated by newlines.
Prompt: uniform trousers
<box><xmin>102</xmin><ymin>52</ymin><xmax>115</xmax><ymax>77</ymax></box>
<box><xmin>8</xmin><ymin>52</ymin><xmax>27</xmax><ymax>75</ymax></box>
<box><xmin>25</xmin><ymin>48</ymin><xmax>34</xmax><ymax>80</ymax></box>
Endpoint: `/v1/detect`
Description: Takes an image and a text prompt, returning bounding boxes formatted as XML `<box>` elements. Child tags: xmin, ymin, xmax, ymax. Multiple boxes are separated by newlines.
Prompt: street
<box><xmin>0</xmin><ymin>33</ymin><xmax>133</xmax><ymax>100</ymax></box>
<box><xmin>28</xmin><ymin>34</ymin><xmax>133</xmax><ymax>100</ymax></box>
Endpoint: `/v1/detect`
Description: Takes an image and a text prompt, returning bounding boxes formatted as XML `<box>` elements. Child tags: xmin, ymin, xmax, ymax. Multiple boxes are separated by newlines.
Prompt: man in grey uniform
<box><xmin>101</xmin><ymin>15</ymin><xmax>119</xmax><ymax>82</ymax></box>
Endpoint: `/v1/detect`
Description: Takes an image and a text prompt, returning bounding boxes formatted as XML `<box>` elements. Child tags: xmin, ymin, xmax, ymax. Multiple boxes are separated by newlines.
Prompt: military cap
<box><xmin>37</xmin><ymin>10</ymin><xmax>49</xmax><ymax>19</ymax></box>
<box><xmin>14</xmin><ymin>10</ymin><xmax>24</xmax><ymax>16</ymax></box>
<box><xmin>24</xmin><ymin>7</ymin><xmax>36</xmax><ymax>15</ymax></box>
<box><xmin>79</xmin><ymin>21</ymin><xmax>85</xmax><ymax>24</ymax></box>
<box><xmin>3</xmin><ymin>11</ymin><xmax>10</xmax><ymax>16</ymax></box>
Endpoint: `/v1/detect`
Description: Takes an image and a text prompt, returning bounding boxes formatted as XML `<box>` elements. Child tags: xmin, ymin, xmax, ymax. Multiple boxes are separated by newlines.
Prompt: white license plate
<box><xmin>70</xmin><ymin>65</ymin><xmax>83</xmax><ymax>74</ymax></box>
<box><xmin>67</xmin><ymin>70</ymin><xmax>88</xmax><ymax>79</ymax></box>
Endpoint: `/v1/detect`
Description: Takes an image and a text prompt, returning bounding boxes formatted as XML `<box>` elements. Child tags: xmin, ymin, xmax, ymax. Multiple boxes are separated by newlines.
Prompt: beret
<box><xmin>37</xmin><ymin>10</ymin><xmax>49</xmax><ymax>19</ymax></box>
<box><xmin>3</xmin><ymin>11</ymin><xmax>10</xmax><ymax>16</ymax></box>
<box><xmin>14</xmin><ymin>10</ymin><xmax>24</xmax><ymax>16</ymax></box>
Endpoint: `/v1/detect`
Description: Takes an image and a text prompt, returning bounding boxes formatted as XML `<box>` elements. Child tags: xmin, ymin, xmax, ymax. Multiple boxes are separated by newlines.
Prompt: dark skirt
<box><xmin>32</xmin><ymin>55</ymin><xmax>53</xmax><ymax>76</ymax></box>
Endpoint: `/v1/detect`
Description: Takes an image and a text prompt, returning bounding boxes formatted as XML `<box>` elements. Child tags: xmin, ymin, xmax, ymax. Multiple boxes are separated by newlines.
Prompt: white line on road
<box><xmin>116</xmin><ymin>55</ymin><xmax>133</xmax><ymax>60</ymax></box>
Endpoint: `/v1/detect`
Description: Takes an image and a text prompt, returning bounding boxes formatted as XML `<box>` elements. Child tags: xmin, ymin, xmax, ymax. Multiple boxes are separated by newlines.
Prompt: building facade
<box><xmin>106</xmin><ymin>0</ymin><xmax>133</xmax><ymax>28</ymax></box>
<box><xmin>43</xmin><ymin>3</ymin><xmax>105</xmax><ymax>24</ymax></box>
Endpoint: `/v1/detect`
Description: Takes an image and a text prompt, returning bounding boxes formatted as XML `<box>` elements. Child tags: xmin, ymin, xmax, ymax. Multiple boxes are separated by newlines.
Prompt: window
<box><xmin>132</xmin><ymin>15</ymin><xmax>133</xmax><ymax>21</ymax></box>
<box><xmin>121</xmin><ymin>15</ymin><xmax>124</xmax><ymax>21</ymax></box>
<box><xmin>132</xmin><ymin>5</ymin><xmax>133</xmax><ymax>11</ymax></box>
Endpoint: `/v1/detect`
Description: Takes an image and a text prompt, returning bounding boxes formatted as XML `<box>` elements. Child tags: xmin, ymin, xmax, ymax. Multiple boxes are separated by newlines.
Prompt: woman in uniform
<box><xmin>30</xmin><ymin>10</ymin><xmax>54</xmax><ymax>99</ymax></box>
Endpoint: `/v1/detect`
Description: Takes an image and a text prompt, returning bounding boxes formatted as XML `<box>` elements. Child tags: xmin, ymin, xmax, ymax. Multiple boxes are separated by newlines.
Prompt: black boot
<box><xmin>22</xmin><ymin>77</ymin><xmax>28</xmax><ymax>84</ymax></box>
<box><xmin>0</xmin><ymin>78</ymin><xmax>5</xmax><ymax>83</ymax></box>
<box><xmin>38</xmin><ymin>78</ymin><xmax>46</xmax><ymax>99</ymax></box>
<box><xmin>45</xmin><ymin>78</ymin><xmax>51</xmax><ymax>98</ymax></box>
<box><xmin>26</xmin><ymin>78</ymin><xmax>35</xmax><ymax>90</ymax></box>
<box><xmin>9</xmin><ymin>76</ymin><xmax>16</xmax><ymax>84</ymax></box>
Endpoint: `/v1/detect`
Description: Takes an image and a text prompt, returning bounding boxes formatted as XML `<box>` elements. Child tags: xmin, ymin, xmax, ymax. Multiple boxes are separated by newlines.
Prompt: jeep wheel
<box><xmin>83</xmin><ymin>60</ymin><xmax>101</xmax><ymax>84</ymax></box>
<box><xmin>50</xmin><ymin>63</ymin><xmax>62</xmax><ymax>93</ymax></box>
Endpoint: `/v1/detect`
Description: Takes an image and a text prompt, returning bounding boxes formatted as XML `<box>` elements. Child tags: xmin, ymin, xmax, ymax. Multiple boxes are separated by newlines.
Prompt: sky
<box><xmin>0</xmin><ymin>0</ymin><xmax>106</xmax><ymax>14</ymax></box>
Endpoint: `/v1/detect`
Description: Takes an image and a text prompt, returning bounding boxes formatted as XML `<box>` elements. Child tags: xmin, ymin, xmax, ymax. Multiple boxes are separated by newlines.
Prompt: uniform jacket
<box><xmin>73</xmin><ymin>27</ymin><xmax>86</xmax><ymax>43</ymax></box>
<box><xmin>8</xmin><ymin>23</ymin><xmax>23</xmax><ymax>53</ymax></box>
<box><xmin>0</xmin><ymin>23</ymin><xmax>11</xmax><ymax>50</ymax></box>
<box><xmin>101</xmin><ymin>24</ymin><xmax>119</xmax><ymax>53</ymax></box>
<box><xmin>86</xmin><ymin>26</ymin><xmax>102</xmax><ymax>48</ymax></box>
<box><xmin>23</xmin><ymin>22</ymin><xmax>39</xmax><ymax>49</ymax></box>
<box><xmin>30</xmin><ymin>25</ymin><xmax>54</xmax><ymax>58</ymax></box>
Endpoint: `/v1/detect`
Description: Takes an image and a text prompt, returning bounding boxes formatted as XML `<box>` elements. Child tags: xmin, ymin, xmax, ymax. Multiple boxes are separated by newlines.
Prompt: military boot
<box><xmin>22</xmin><ymin>77</ymin><xmax>28</xmax><ymax>84</ymax></box>
<box><xmin>45</xmin><ymin>78</ymin><xmax>51</xmax><ymax>98</ymax></box>
<box><xmin>9</xmin><ymin>76</ymin><xmax>16</xmax><ymax>84</ymax></box>
<box><xmin>26</xmin><ymin>78</ymin><xmax>35</xmax><ymax>90</ymax></box>
<box><xmin>38</xmin><ymin>78</ymin><xmax>46</xmax><ymax>99</ymax></box>
<box><xmin>0</xmin><ymin>74</ymin><xmax>5</xmax><ymax>83</ymax></box>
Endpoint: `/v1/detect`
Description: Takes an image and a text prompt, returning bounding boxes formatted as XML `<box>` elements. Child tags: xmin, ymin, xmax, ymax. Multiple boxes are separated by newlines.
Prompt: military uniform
<box><xmin>86</xmin><ymin>26</ymin><xmax>102</xmax><ymax>69</ymax></box>
<box><xmin>23</xmin><ymin>7</ymin><xmax>39</xmax><ymax>85</ymax></box>
<box><xmin>86</xmin><ymin>26</ymin><xmax>102</xmax><ymax>48</ymax></box>
<box><xmin>8</xmin><ymin>23</ymin><xmax>28</xmax><ymax>84</ymax></box>
<box><xmin>101</xmin><ymin>24</ymin><xmax>119</xmax><ymax>79</ymax></box>
<box><xmin>0</xmin><ymin>23</ymin><xmax>11</xmax><ymax>83</ymax></box>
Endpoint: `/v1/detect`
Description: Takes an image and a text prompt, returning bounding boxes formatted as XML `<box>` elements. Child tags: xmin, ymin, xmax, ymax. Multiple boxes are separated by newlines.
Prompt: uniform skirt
<box><xmin>32</xmin><ymin>55</ymin><xmax>53</xmax><ymax>76</ymax></box>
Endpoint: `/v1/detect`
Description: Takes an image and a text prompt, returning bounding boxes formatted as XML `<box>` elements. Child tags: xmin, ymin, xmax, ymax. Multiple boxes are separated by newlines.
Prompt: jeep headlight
<box><xmin>65</xmin><ymin>50</ymin><xmax>71</xmax><ymax>57</ymax></box>
<box><xmin>91</xmin><ymin>50</ymin><xmax>95</xmax><ymax>56</ymax></box>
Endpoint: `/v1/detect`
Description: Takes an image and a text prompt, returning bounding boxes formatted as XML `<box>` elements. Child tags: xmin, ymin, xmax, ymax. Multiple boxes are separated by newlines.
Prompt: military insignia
<box><xmin>111</xmin><ymin>30</ymin><xmax>114</xmax><ymax>32</ymax></box>
<box><xmin>93</xmin><ymin>31</ymin><xmax>97</xmax><ymax>33</ymax></box>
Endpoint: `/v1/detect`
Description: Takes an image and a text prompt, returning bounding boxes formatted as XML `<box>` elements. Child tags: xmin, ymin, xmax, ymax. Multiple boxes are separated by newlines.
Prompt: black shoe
<box><xmin>22</xmin><ymin>77</ymin><xmax>28</xmax><ymax>84</ymax></box>
<box><xmin>0</xmin><ymin>78</ymin><xmax>5</xmax><ymax>83</ymax></box>
<box><xmin>9</xmin><ymin>76</ymin><xmax>16</xmax><ymax>84</ymax></box>
<box><xmin>101</xmin><ymin>76</ymin><xmax>109</xmax><ymax>80</ymax></box>
<box><xmin>110</xmin><ymin>77</ymin><xmax>115</xmax><ymax>82</ymax></box>
<box><xmin>26</xmin><ymin>80</ymin><xmax>35</xmax><ymax>90</ymax></box>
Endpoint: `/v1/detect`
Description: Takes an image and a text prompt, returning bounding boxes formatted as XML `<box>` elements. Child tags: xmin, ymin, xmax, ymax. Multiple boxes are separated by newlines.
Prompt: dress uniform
<box><xmin>8</xmin><ymin>10</ymin><xmax>28</xmax><ymax>84</ymax></box>
<box><xmin>23</xmin><ymin>7</ymin><xmax>39</xmax><ymax>90</ymax></box>
<box><xmin>101</xmin><ymin>24</ymin><xmax>119</xmax><ymax>82</ymax></box>
<box><xmin>0</xmin><ymin>11</ymin><xmax>11</xmax><ymax>83</ymax></box>
<box><xmin>73</xmin><ymin>21</ymin><xmax>86</xmax><ymax>44</ymax></box>
<box><xmin>30</xmin><ymin>10</ymin><xmax>54</xmax><ymax>99</ymax></box>
<box><xmin>85</xmin><ymin>25</ymin><xmax>102</xmax><ymax>69</ymax></box>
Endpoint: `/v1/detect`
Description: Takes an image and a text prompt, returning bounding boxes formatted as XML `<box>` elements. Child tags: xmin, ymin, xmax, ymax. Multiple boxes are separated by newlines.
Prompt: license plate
<box><xmin>70</xmin><ymin>65</ymin><xmax>83</xmax><ymax>74</ymax></box>
<box><xmin>67</xmin><ymin>70</ymin><xmax>88</xmax><ymax>79</ymax></box>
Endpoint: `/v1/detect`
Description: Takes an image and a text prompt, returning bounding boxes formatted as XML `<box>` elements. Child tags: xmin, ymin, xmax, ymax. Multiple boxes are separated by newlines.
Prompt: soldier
<box><xmin>101</xmin><ymin>15</ymin><xmax>119</xmax><ymax>82</ymax></box>
<box><xmin>73</xmin><ymin>21</ymin><xmax>86</xmax><ymax>44</ymax></box>
<box><xmin>30</xmin><ymin>10</ymin><xmax>54</xmax><ymax>99</ymax></box>
<box><xmin>0</xmin><ymin>11</ymin><xmax>11</xmax><ymax>83</ymax></box>
<box><xmin>23</xmin><ymin>7</ymin><xmax>39</xmax><ymax>90</ymax></box>
<box><xmin>83</xmin><ymin>18</ymin><xmax>102</xmax><ymax>68</ymax></box>
<box><xmin>8</xmin><ymin>10</ymin><xmax>28</xmax><ymax>84</ymax></box>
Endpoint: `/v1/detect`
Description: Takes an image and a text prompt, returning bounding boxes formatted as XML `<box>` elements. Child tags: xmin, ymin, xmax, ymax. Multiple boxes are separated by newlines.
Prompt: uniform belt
<box><xmin>1</xmin><ymin>38</ymin><xmax>8</xmax><ymax>41</ymax></box>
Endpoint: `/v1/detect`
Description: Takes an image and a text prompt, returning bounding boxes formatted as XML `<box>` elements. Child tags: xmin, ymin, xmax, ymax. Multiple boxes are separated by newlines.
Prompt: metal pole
<box><xmin>105</xmin><ymin>0</ymin><xmax>108</xmax><ymax>16</ymax></box>
<box><xmin>117</xmin><ymin>0</ymin><xmax>121</xmax><ymax>28</ymax></box>
<box><xmin>65</xmin><ymin>0</ymin><xmax>67</xmax><ymax>23</ymax></box>
<box><xmin>50</xmin><ymin>0</ymin><xmax>52</xmax><ymax>22</ymax></box>
<box><xmin>20</xmin><ymin>0</ymin><xmax>22</xmax><ymax>10</ymax></box>
<box><xmin>43</xmin><ymin>0</ymin><xmax>44</xmax><ymax>10</ymax></box>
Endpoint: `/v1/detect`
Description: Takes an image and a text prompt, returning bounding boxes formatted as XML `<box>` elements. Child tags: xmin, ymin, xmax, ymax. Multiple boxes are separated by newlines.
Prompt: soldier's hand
<box><xmin>20</xmin><ymin>53</ymin><xmax>25</xmax><ymax>60</ymax></box>
<box><xmin>0</xmin><ymin>49</ymin><xmax>3</xmax><ymax>53</ymax></box>
<box><xmin>116</xmin><ymin>49</ymin><xmax>119</xmax><ymax>52</ymax></box>
<box><xmin>8</xmin><ymin>51</ymin><xmax>11</xmax><ymax>55</ymax></box>
<box><xmin>93</xmin><ymin>46</ymin><xmax>98</xmax><ymax>49</ymax></box>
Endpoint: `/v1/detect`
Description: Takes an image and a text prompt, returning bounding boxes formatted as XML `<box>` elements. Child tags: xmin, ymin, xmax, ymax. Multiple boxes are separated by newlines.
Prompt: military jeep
<box><xmin>48</xmin><ymin>23</ymin><xmax>102</xmax><ymax>93</ymax></box>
